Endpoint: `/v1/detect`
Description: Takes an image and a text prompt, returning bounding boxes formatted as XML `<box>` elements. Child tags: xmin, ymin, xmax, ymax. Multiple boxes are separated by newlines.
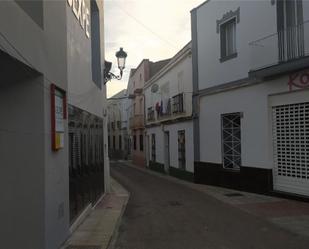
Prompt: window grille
<box><xmin>172</xmin><ymin>93</ymin><xmax>184</xmax><ymax>114</ymax></box>
<box><xmin>68</xmin><ymin>105</ymin><xmax>105</xmax><ymax>223</ymax></box>
<box><xmin>273</xmin><ymin>102</ymin><xmax>309</xmax><ymax>179</ymax></box>
<box><xmin>221</xmin><ymin>113</ymin><xmax>241</xmax><ymax>170</ymax></box>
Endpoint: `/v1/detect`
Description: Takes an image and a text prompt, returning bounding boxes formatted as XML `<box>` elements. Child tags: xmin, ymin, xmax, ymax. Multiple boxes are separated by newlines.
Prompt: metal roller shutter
<box><xmin>272</xmin><ymin>102</ymin><xmax>309</xmax><ymax>196</ymax></box>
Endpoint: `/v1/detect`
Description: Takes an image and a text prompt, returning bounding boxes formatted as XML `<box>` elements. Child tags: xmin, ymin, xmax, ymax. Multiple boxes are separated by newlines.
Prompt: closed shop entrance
<box><xmin>271</xmin><ymin>92</ymin><xmax>309</xmax><ymax>196</ymax></box>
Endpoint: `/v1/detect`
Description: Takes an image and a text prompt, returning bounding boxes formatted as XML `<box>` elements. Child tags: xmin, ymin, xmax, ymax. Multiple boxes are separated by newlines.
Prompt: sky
<box><xmin>104</xmin><ymin>0</ymin><xmax>205</xmax><ymax>98</ymax></box>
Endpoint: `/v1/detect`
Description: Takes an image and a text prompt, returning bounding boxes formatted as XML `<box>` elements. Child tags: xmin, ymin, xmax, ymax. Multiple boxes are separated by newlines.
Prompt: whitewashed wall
<box><xmin>147</xmin><ymin>121</ymin><xmax>194</xmax><ymax>172</ymax></box>
<box><xmin>196</xmin><ymin>0</ymin><xmax>277</xmax><ymax>89</ymax></box>
<box><xmin>147</xmin><ymin>126</ymin><xmax>164</xmax><ymax>164</ymax></box>
<box><xmin>199</xmin><ymin>72</ymin><xmax>309</xmax><ymax>169</ymax></box>
<box><xmin>164</xmin><ymin>121</ymin><xmax>194</xmax><ymax>173</ymax></box>
<box><xmin>145</xmin><ymin>45</ymin><xmax>192</xmax><ymax>124</ymax></box>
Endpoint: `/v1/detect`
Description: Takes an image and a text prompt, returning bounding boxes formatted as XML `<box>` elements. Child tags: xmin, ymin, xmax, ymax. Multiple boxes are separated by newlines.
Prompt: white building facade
<box><xmin>0</xmin><ymin>1</ymin><xmax>108</xmax><ymax>249</ymax></box>
<box><xmin>107</xmin><ymin>89</ymin><xmax>130</xmax><ymax>160</ymax></box>
<box><xmin>145</xmin><ymin>43</ymin><xmax>195</xmax><ymax>181</ymax></box>
<box><xmin>191</xmin><ymin>0</ymin><xmax>309</xmax><ymax>196</ymax></box>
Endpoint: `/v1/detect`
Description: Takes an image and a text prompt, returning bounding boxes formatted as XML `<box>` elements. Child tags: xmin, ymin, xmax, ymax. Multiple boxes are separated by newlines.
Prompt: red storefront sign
<box><xmin>51</xmin><ymin>84</ymin><xmax>67</xmax><ymax>151</ymax></box>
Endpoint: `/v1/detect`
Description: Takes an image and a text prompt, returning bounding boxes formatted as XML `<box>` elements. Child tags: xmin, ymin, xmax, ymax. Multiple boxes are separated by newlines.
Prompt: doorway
<box><xmin>164</xmin><ymin>131</ymin><xmax>170</xmax><ymax>173</ymax></box>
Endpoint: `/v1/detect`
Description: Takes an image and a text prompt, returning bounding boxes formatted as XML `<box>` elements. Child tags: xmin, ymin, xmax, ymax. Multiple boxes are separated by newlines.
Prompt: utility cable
<box><xmin>112</xmin><ymin>2</ymin><xmax>178</xmax><ymax>50</ymax></box>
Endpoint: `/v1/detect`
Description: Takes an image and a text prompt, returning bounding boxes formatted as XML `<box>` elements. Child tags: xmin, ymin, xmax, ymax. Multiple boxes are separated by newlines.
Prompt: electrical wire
<box><xmin>113</xmin><ymin>2</ymin><xmax>178</xmax><ymax>50</ymax></box>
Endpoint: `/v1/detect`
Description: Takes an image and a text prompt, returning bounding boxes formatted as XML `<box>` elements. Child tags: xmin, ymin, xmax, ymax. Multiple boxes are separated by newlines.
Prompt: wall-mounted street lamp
<box><xmin>104</xmin><ymin>47</ymin><xmax>128</xmax><ymax>85</ymax></box>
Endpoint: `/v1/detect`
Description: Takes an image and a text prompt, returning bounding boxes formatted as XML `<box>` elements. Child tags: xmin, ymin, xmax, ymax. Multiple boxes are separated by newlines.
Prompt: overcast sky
<box><xmin>104</xmin><ymin>0</ymin><xmax>205</xmax><ymax>98</ymax></box>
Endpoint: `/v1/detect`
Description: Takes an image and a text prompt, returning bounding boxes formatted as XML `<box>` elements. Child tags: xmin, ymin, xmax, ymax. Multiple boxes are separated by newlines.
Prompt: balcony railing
<box><xmin>249</xmin><ymin>21</ymin><xmax>309</xmax><ymax>74</ymax></box>
<box><xmin>147</xmin><ymin>108</ymin><xmax>155</xmax><ymax>121</ymax></box>
<box><xmin>129</xmin><ymin>115</ymin><xmax>144</xmax><ymax>129</ymax></box>
<box><xmin>146</xmin><ymin>92</ymin><xmax>191</xmax><ymax>124</ymax></box>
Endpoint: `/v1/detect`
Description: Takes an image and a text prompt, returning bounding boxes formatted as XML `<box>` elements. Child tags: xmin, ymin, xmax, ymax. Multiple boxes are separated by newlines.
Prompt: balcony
<box><xmin>146</xmin><ymin>93</ymin><xmax>191</xmax><ymax>124</ymax></box>
<box><xmin>129</xmin><ymin>115</ymin><xmax>144</xmax><ymax>129</ymax></box>
<box><xmin>147</xmin><ymin>107</ymin><xmax>155</xmax><ymax>122</ymax></box>
<box><xmin>249</xmin><ymin>22</ymin><xmax>309</xmax><ymax>79</ymax></box>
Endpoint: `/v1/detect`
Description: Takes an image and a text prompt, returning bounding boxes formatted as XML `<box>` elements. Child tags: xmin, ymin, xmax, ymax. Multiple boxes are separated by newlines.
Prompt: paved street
<box><xmin>111</xmin><ymin>161</ymin><xmax>309</xmax><ymax>249</ymax></box>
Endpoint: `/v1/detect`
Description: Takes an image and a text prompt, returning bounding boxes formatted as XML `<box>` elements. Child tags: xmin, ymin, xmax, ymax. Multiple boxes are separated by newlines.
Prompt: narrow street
<box><xmin>111</xmin><ymin>161</ymin><xmax>309</xmax><ymax>249</ymax></box>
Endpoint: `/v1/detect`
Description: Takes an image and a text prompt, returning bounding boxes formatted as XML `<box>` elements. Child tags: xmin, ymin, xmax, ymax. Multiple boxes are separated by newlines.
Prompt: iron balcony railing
<box><xmin>249</xmin><ymin>21</ymin><xmax>309</xmax><ymax>72</ymax></box>
<box><xmin>146</xmin><ymin>92</ymin><xmax>192</xmax><ymax>124</ymax></box>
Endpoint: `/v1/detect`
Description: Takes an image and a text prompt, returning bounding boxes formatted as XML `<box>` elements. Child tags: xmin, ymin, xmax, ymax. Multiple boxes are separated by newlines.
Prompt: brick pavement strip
<box><xmin>62</xmin><ymin>178</ymin><xmax>130</xmax><ymax>249</ymax></box>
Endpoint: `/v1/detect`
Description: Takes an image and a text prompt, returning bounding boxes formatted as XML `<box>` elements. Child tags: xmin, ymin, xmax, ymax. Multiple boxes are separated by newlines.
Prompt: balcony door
<box><xmin>277</xmin><ymin>0</ymin><xmax>304</xmax><ymax>61</ymax></box>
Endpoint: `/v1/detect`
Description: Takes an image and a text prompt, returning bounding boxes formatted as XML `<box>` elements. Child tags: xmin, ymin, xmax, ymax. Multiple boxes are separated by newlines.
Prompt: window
<box><xmin>151</xmin><ymin>134</ymin><xmax>156</xmax><ymax>162</ymax></box>
<box><xmin>220</xmin><ymin>18</ymin><xmax>237</xmax><ymax>61</ymax></box>
<box><xmin>277</xmin><ymin>0</ymin><xmax>304</xmax><ymax>61</ymax></box>
<box><xmin>178</xmin><ymin>130</ymin><xmax>186</xmax><ymax>170</ymax></box>
<box><xmin>133</xmin><ymin>135</ymin><xmax>137</xmax><ymax>150</ymax></box>
<box><xmin>221</xmin><ymin>113</ymin><xmax>242</xmax><ymax>170</ymax></box>
<box><xmin>172</xmin><ymin>93</ymin><xmax>184</xmax><ymax>113</ymax></box>
<box><xmin>91</xmin><ymin>0</ymin><xmax>102</xmax><ymax>88</ymax></box>
<box><xmin>113</xmin><ymin>136</ymin><xmax>116</xmax><ymax>150</ymax></box>
<box><xmin>108</xmin><ymin>136</ymin><xmax>110</xmax><ymax>149</ymax></box>
<box><xmin>140</xmin><ymin>135</ymin><xmax>144</xmax><ymax>151</ymax></box>
<box><xmin>119</xmin><ymin>135</ymin><xmax>122</xmax><ymax>150</ymax></box>
<box><xmin>117</xmin><ymin>121</ymin><xmax>121</xmax><ymax>129</ymax></box>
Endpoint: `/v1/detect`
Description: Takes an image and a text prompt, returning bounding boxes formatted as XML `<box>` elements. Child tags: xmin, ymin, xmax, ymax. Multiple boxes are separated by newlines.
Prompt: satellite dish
<box><xmin>151</xmin><ymin>84</ymin><xmax>159</xmax><ymax>93</ymax></box>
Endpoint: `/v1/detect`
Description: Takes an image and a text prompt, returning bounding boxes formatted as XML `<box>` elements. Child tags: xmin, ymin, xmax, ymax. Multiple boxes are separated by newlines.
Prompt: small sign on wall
<box><xmin>51</xmin><ymin>84</ymin><xmax>67</xmax><ymax>151</ymax></box>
